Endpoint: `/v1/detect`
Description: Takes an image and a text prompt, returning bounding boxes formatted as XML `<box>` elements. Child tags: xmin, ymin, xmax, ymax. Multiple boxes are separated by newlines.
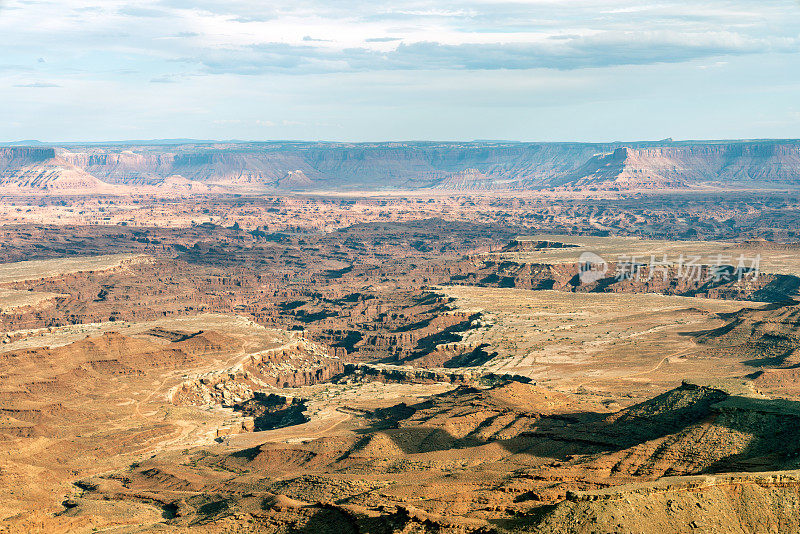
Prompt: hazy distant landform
<box><xmin>2</xmin><ymin>139</ymin><xmax>800</xmax><ymax>194</ymax></box>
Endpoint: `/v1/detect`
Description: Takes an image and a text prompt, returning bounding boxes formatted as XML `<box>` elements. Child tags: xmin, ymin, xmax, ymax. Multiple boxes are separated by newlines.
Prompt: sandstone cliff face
<box><xmin>170</xmin><ymin>338</ymin><xmax>343</xmax><ymax>408</ymax></box>
<box><xmin>554</xmin><ymin>144</ymin><xmax>800</xmax><ymax>189</ymax></box>
<box><xmin>59</xmin><ymin>151</ymin><xmax>177</xmax><ymax>185</ymax></box>
<box><xmin>0</xmin><ymin>147</ymin><xmax>122</xmax><ymax>193</ymax></box>
<box><xmin>4</xmin><ymin>140</ymin><xmax>800</xmax><ymax>192</ymax></box>
<box><xmin>645</xmin><ymin>143</ymin><xmax>800</xmax><ymax>184</ymax></box>
<box><xmin>60</xmin><ymin>148</ymin><xmax>321</xmax><ymax>187</ymax></box>
<box><xmin>0</xmin><ymin>158</ymin><xmax>121</xmax><ymax>194</ymax></box>
<box><xmin>0</xmin><ymin>147</ymin><xmax>55</xmax><ymax>167</ymax></box>
<box><xmin>552</xmin><ymin>147</ymin><xmax>692</xmax><ymax>189</ymax></box>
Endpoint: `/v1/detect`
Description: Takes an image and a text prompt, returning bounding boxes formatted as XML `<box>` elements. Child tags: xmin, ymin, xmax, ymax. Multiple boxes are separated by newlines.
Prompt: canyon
<box><xmin>0</xmin><ymin>189</ymin><xmax>799</xmax><ymax>532</ymax></box>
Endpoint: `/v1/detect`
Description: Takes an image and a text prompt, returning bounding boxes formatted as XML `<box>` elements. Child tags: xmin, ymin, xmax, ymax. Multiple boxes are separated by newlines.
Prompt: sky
<box><xmin>1</xmin><ymin>0</ymin><xmax>800</xmax><ymax>142</ymax></box>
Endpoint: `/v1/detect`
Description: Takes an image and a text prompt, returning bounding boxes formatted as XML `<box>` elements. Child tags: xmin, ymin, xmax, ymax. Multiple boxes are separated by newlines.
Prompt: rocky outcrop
<box><xmin>234</xmin><ymin>392</ymin><xmax>309</xmax><ymax>431</ymax></box>
<box><xmin>338</xmin><ymin>362</ymin><xmax>530</xmax><ymax>385</ymax></box>
<box><xmin>59</xmin><ymin>147</ymin><xmax>318</xmax><ymax>188</ymax></box>
<box><xmin>0</xmin><ymin>147</ymin><xmax>121</xmax><ymax>193</ymax></box>
<box><xmin>538</xmin><ymin>470</ymin><xmax>800</xmax><ymax>533</ymax></box>
<box><xmin>170</xmin><ymin>338</ymin><xmax>343</xmax><ymax>407</ymax></box>
<box><xmin>551</xmin><ymin>146</ymin><xmax>691</xmax><ymax>189</ymax></box>
<box><xmin>0</xmin><ymin>157</ymin><xmax>121</xmax><ymax>194</ymax></box>
<box><xmin>59</xmin><ymin>378</ymin><xmax>800</xmax><ymax>533</ymax></box>
<box><xmin>553</xmin><ymin>143</ymin><xmax>800</xmax><ymax>189</ymax></box>
<box><xmin>457</xmin><ymin>258</ymin><xmax>800</xmax><ymax>302</ymax></box>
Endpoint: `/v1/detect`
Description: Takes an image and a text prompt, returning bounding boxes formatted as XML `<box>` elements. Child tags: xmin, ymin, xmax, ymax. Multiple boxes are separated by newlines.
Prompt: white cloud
<box><xmin>13</xmin><ymin>82</ymin><xmax>62</xmax><ymax>88</ymax></box>
<box><xmin>1</xmin><ymin>0</ymin><xmax>799</xmax><ymax>140</ymax></box>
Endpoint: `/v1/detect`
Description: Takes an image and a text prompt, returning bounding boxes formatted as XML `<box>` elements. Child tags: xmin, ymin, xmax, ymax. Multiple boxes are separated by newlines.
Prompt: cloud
<box><xmin>382</xmin><ymin>32</ymin><xmax>799</xmax><ymax>70</ymax></box>
<box><xmin>230</xmin><ymin>15</ymin><xmax>276</xmax><ymax>23</ymax></box>
<box><xmin>13</xmin><ymin>82</ymin><xmax>61</xmax><ymax>88</ymax></box>
<box><xmin>189</xmin><ymin>43</ymin><xmax>335</xmax><ymax>74</ymax></box>
<box><xmin>188</xmin><ymin>30</ymin><xmax>800</xmax><ymax>75</ymax></box>
<box><xmin>5</xmin><ymin>0</ymin><xmax>800</xmax><ymax>78</ymax></box>
<box><xmin>365</xmin><ymin>37</ymin><xmax>402</xmax><ymax>43</ymax></box>
<box><xmin>150</xmin><ymin>75</ymin><xmax>178</xmax><ymax>83</ymax></box>
<box><xmin>3</xmin><ymin>0</ymin><xmax>800</xmax><ymax>142</ymax></box>
<box><xmin>212</xmin><ymin>119</ymin><xmax>276</xmax><ymax>126</ymax></box>
<box><xmin>118</xmin><ymin>6</ymin><xmax>169</xmax><ymax>18</ymax></box>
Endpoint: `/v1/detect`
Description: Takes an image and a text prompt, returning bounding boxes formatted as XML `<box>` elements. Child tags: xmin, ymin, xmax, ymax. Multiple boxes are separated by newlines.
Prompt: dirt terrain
<box><xmin>1</xmin><ymin>190</ymin><xmax>800</xmax><ymax>532</ymax></box>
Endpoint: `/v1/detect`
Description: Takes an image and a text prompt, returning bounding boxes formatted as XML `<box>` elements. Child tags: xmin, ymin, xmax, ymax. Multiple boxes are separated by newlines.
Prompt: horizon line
<box><xmin>3</xmin><ymin>137</ymin><xmax>800</xmax><ymax>147</ymax></box>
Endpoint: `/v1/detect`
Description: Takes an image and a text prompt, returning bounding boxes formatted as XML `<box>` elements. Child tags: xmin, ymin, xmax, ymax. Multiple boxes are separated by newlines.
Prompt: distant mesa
<box><xmin>550</xmin><ymin>146</ymin><xmax>692</xmax><ymax>190</ymax></box>
<box><xmin>2</xmin><ymin>140</ymin><xmax>800</xmax><ymax>194</ymax></box>
<box><xmin>0</xmin><ymin>148</ymin><xmax>122</xmax><ymax>194</ymax></box>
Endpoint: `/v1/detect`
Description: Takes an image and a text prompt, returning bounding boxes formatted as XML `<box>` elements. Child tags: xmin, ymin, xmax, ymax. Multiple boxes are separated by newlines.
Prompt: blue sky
<box><xmin>1</xmin><ymin>0</ymin><xmax>799</xmax><ymax>142</ymax></box>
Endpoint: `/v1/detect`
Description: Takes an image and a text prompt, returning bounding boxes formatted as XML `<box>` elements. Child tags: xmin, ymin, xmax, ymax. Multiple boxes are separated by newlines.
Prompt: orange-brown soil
<box><xmin>0</xmin><ymin>192</ymin><xmax>799</xmax><ymax>532</ymax></box>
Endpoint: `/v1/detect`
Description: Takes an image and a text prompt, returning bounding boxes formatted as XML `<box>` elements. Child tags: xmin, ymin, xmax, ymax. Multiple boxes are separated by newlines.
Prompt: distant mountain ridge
<box><xmin>1</xmin><ymin>140</ymin><xmax>800</xmax><ymax>194</ymax></box>
<box><xmin>0</xmin><ymin>147</ymin><xmax>121</xmax><ymax>194</ymax></box>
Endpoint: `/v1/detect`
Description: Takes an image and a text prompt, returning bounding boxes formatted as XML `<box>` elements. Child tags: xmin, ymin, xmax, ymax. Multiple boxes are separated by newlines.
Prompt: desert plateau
<box><xmin>4</xmin><ymin>0</ymin><xmax>800</xmax><ymax>530</ymax></box>
<box><xmin>1</xmin><ymin>151</ymin><xmax>800</xmax><ymax>532</ymax></box>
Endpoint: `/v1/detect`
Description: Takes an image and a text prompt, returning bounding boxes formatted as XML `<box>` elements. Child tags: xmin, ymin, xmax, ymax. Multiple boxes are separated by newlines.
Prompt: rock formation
<box><xmin>3</xmin><ymin>140</ymin><xmax>800</xmax><ymax>193</ymax></box>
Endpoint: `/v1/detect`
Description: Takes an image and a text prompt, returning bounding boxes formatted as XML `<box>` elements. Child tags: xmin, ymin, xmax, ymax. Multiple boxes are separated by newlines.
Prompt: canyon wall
<box><xmin>1</xmin><ymin>140</ymin><xmax>800</xmax><ymax>192</ymax></box>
